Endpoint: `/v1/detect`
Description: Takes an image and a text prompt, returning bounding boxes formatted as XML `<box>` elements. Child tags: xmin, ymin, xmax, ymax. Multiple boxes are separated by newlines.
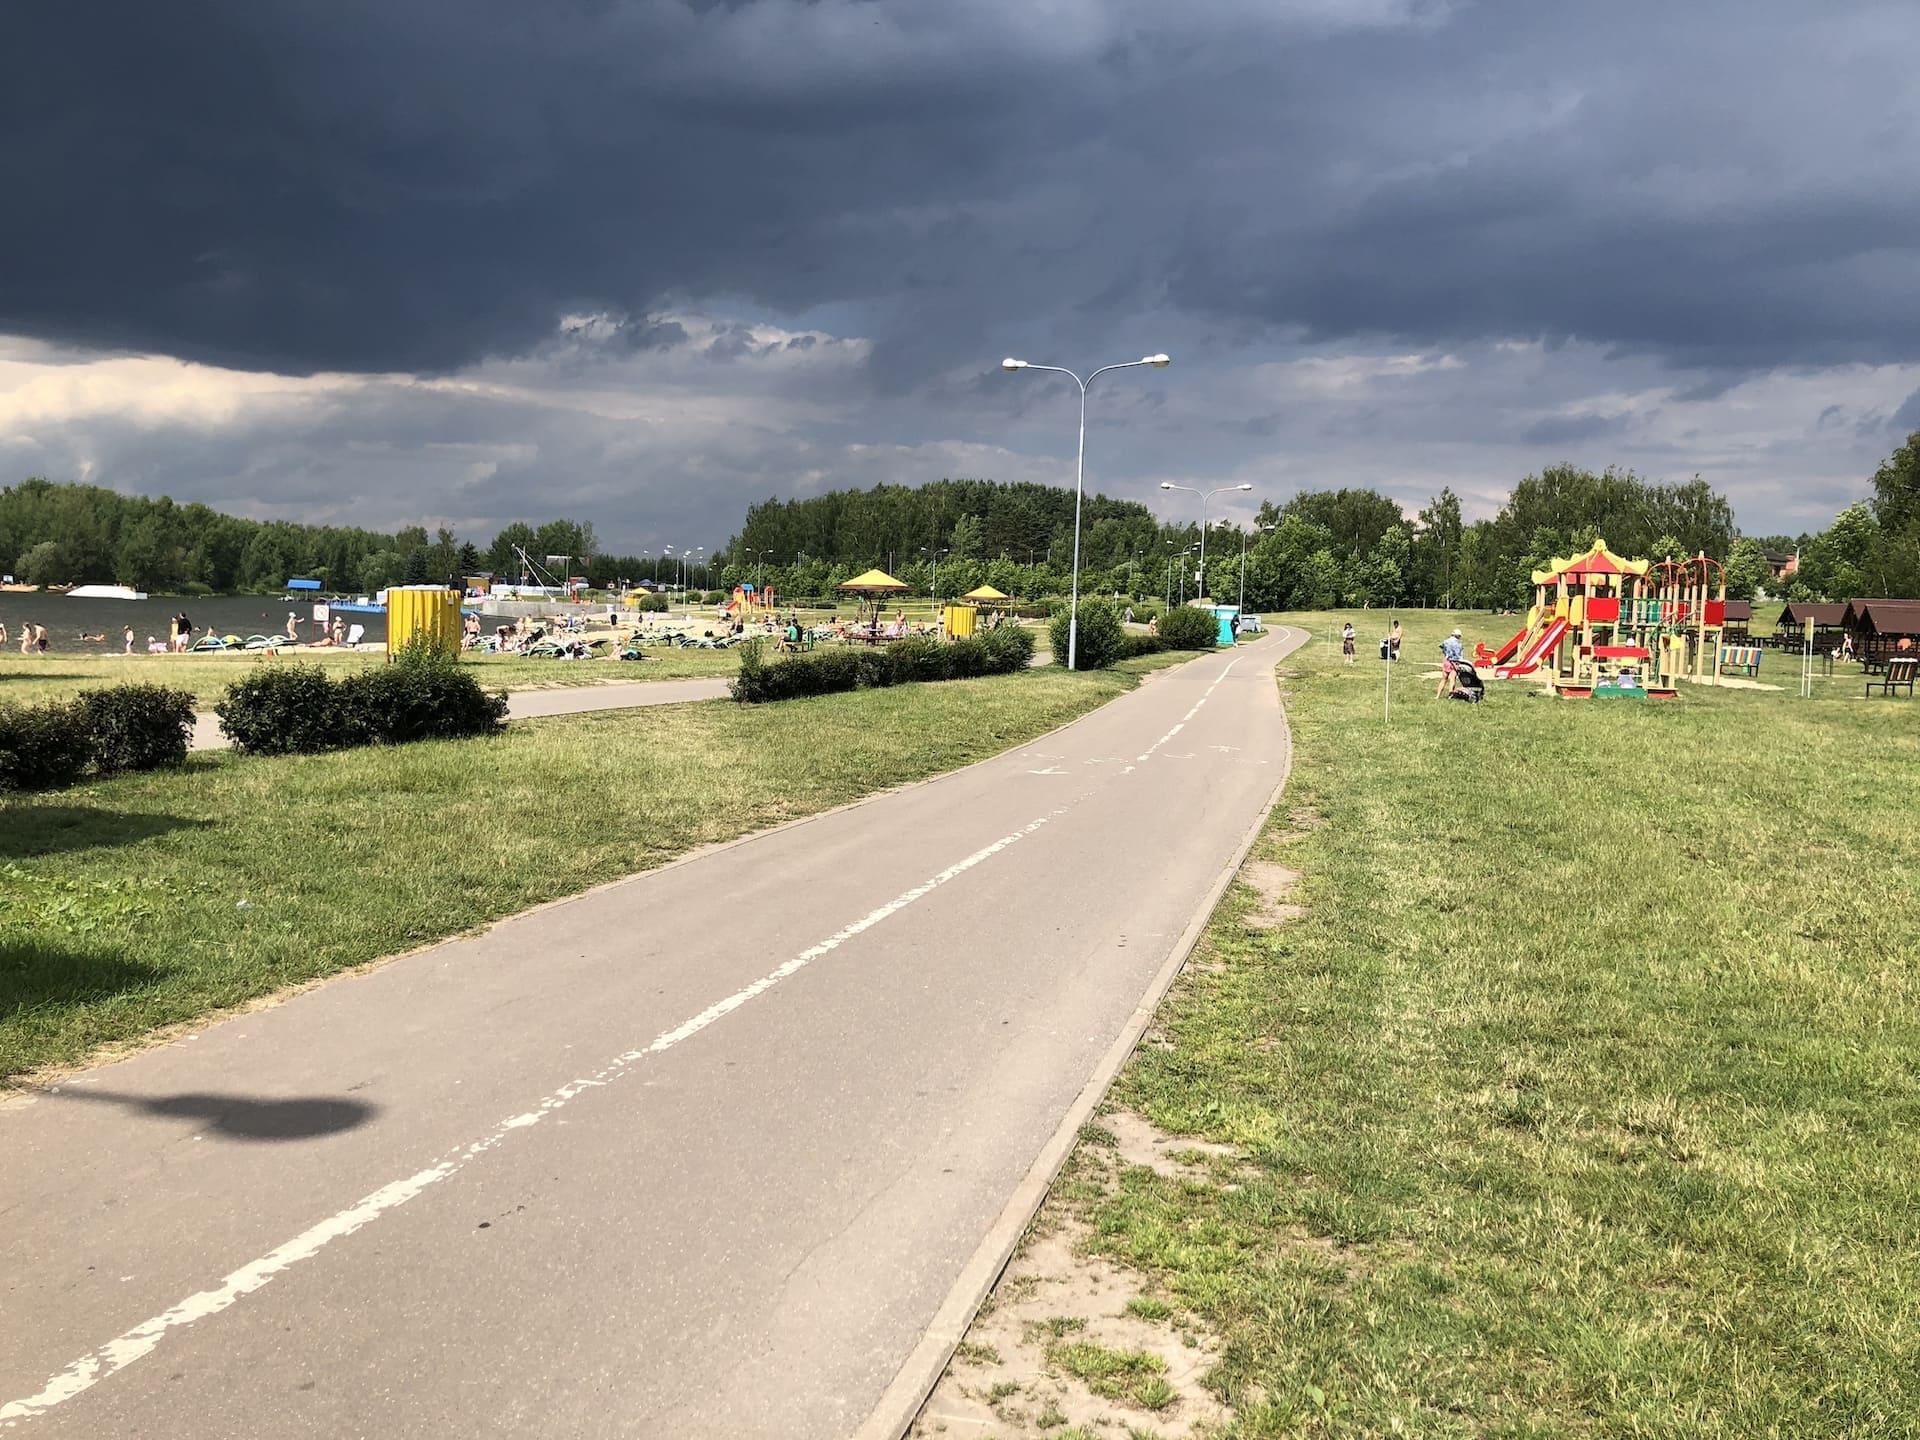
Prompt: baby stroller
<box><xmin>1448</xmin><ymin>657</ymin><xmax>1486</xmax><ymax>703</ymax></box>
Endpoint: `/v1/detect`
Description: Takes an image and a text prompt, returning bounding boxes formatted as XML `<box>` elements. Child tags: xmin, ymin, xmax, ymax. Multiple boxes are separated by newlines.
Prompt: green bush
<box><xmin>0</xmin><ymin>698</ymin><xmax>94</xmax><ymax>792</ymax></box>
<box><xmin>79</xmin><ymin>685</ymin><xmax>196</xmax><ymax>774</ymax></box>
<box><xmin>216</xmin><ymin>644</ymin><xmax>506</xmax><ymax>754</ymax></box>
<box><xmin>0</xmin><ymin>683</ymin><xmax>196</xmax><ymax>792</ymax></box>
<box><xmin>1121</xmin><ymin>634</ymin><xmax>1168</xmax><ymax>659</ymax></box>
<box><xmin>216</xmin><ymin>665</ymin><xmax>354</xmax><ymax>755</ymax></box>
<box><xmin>1049</xmin><ymin>599</ymin><xmax>1126</xmax><ymax>669</ymax></box>
<box><xmin>731</xmin><ymin>625</ymin><xmax>1034</xmax><ymax>702</ymax></box>
<box><xmin>628</xmin><ymin>592</ymin><xmax>669</xmax><ymax>613</ymax></box>
<box><xmin>337</xmin><ymin>644</ymin><xmax>509</xmax><ymax>744</ymax></box>
<box><xmin>1157</xmin><ymin>605</ymin><xmax>1221</xmax><ymax>651</ymax></box>
<box><xmin>977</xmin><ymin>624</ymin><xmax>1036</xmax><ymax>671</ymax></box>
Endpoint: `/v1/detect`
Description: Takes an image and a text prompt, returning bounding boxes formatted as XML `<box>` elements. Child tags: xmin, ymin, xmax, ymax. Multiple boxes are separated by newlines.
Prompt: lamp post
<box><xmin>1002</xmin><ymin>353</ymin><xmax>1171</xmax><ymax>668</ymax></box>
<box><xmin>1159</xmin><ymin>482</ymin><xmax>1252</xmax><ymax>603</ymax></box>
<box><xmin>922</xmin><ymin>546</ymin><xmax>948</xmax><ymax>608</ymax></box>
<box><xmin>1239</xmin><ymin>523</ymin><xmax>1275</xmax><ymax>617</ymax></box>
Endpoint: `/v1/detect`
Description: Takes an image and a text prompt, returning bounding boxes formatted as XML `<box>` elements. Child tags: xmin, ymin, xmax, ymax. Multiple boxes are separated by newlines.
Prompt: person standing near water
<box><xmin>124</xmin><ymin>625</ymin><xmax>135</xmax><ymax>654</ymax></box>
<box><xmin>286</xmin><ymin>611</ymin><xmax>301</xmax><ymax>642</ymax></box>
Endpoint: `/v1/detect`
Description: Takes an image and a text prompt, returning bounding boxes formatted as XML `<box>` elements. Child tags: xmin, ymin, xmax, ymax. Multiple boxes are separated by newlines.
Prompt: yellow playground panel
<box><xmin>386</xmin><ymin>585</ymin><xmax>462</xmax><ymax>656</ymax></box>
<box><xmin>943</xmin><ymin>603</ymin><xmax>977</xmax><ymax>637</ymax></box>
<box><xmin>1472</xmin><ymin>539</ymin><xmax>1730</xmax><ymax>699</ymax></box>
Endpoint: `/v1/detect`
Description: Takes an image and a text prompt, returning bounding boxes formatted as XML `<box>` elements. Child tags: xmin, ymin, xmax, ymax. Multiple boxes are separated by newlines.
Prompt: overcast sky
<box><xmin>4</xmin><ymin>0</ymin><xmax>1918</xmax><ymax>552</ymax></box>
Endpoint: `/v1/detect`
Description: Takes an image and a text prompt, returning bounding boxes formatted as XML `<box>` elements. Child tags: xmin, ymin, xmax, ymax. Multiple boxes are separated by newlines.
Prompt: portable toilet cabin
<box><xmin>386</xmin><ymin>585</ymin><xmax>462</xmax><ymax>656</ymax></box>
<box><xmin>1209</xmin><ymin>605</ymin><xmax>1240</xmax><ymax>647</ymax></box>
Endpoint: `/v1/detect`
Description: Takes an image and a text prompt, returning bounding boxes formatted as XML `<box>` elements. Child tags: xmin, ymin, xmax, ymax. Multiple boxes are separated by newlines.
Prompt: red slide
<box><xmin>1475</xmin><ymin>624</ymin><xmax>1530</xmax><ymax>668</ymax></box>
<box><xmin>1496</xmin><ymin>616</ymin><xmax>1568</xmax><ymax>678</ymax></box>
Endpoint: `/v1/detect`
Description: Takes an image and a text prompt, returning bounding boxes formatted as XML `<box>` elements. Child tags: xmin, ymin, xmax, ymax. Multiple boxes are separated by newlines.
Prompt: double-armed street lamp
<box><xmin>1159</xmin><ymin>482</ymin><xmax>1252</xmax><ymax>603</ymax></box>
<box><xmin>1002</xmin><ymin>353</ymin><xmax>1171</xmax><ymax>668</ymax></box>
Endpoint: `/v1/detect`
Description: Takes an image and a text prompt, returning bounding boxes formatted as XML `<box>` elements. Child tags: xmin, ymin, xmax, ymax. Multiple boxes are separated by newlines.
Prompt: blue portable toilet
<box><xmin>1210</xmin><ymin>606</ymin><xmax>1239</xmax><ymax>647</ymax></box>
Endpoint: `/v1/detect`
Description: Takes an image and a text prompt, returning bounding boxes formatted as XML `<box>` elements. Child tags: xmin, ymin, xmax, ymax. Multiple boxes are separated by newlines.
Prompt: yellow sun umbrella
<box><xmin>837</xmin><ymin>568</ymin><xmax>911</xmax><ymax>594</ymax></box>
<box><xmin>961</xmin><ymin>584</ymin><xmax>1011</xmax><ymax>605</ymax></box>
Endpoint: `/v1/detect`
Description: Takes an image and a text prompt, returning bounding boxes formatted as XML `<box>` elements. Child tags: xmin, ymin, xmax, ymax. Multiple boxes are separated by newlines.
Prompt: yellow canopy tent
<box><xmin>960</xmin><ymin>584</ymin><xmax>1011</xmax><ymax>604</ymax></box>
<box><xmin>837</xmin><ymin>568</ymin><xmax>911</xmax><ymax>628</ymax></box>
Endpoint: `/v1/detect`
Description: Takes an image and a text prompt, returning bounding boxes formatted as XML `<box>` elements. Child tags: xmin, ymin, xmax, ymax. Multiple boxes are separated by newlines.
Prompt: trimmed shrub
<box><xmin>215</xmin><ymin>644</ymin><xmax>507</xmax><ymax>755</ymax></box>
<box><xmin>629</xmin><ymin>592</ymin><xmax>669</xmax><ymax>613</ymax></box>
<box><xmin>887</xmin><ymin>637</ymin><xmax>950</xmax><ymax>684</ymax></box>
<box><xmin>79</xmin><ymin>685</ymin><xmax>197</xmax><ymax>774</ymax></box>
<box><xmin>1049</xmin><ymin>599</ymin><xmax>1127</xmax><ymax>669</ymax></box>
<box><xmin>1157</xmin><ymin>605</ymin><xmax>1221</xmax><ymax>651</ymax></box>
<box><xmin>216</xmin><ymin>665</ymin><xmax>354</xmax><ymax>755</ymax></box>
<box><xmin>977</xmin><ymin>624</ymin><xmax>1036</xmax><ymax>672</ymax></box>
<box><xmin>0</xmin><ymin>698</ymin><xmax>94</xmax><ymax>792</ymax></box>
<box><xmin>0</xmin><ymin>683</ymin><xmax>196</xmax><ymax>792</ymax></box>
<box><xmin>337</xmin><ymin>645</ymin><xmax>509</xmax><ymax>744</ymax></box>
<box><xmin>1121</xmin><ymin>633</ymin><xmax>1168</xmax><ymax>659</ymax></box>
<box><xmin>731</xmin><ymin>623</ymin><xmax>1036</xmax><ymax>702</ymax></box>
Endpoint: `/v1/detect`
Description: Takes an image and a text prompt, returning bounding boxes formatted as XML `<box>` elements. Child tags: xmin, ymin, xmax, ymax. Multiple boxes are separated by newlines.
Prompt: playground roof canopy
<box><xmin>961</xmin><ymin>584</ymin><xmax>1011</xmax><ymax>602</ymax></box>
<box><xmin>837</xmin><ymin>568</ymin><xmax>909</xmax><ymax>593</ymax></box>
<box><xmin>1531</xmin><ymin>538</ymin><xmax>1650</xmax><ymax>585</ymax></box>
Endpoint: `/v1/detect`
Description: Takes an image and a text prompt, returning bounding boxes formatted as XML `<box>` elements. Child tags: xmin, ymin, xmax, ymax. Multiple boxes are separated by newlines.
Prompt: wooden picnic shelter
<box><xmin>1774</xmin><ymin>601</ymin><xmax>1849</xmax><ymax>651</ymax></box>
<box><xmin>1842</xmin><ymin>599</ymin><xmax>1920</xmax><ymax>671</ymax></box>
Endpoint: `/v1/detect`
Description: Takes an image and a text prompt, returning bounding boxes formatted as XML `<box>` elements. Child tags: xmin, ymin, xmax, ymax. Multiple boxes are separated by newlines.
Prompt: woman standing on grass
<box><xmin>1341</xmin><ymin>621</ymin><xmax>1356</xmax><ymax>664</ymax></box>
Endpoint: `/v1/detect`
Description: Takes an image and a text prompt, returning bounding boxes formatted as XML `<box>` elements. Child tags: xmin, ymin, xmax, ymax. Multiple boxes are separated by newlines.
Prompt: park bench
<box><xmin>1718</xmin><ymin>644</ymin><xmax>1763</xmax><ymax>676</ymax></box>
<box><xmin>1866</xmin><ymin>656</ymin><xmax>1916</xmax><ymax>698</ymax></box>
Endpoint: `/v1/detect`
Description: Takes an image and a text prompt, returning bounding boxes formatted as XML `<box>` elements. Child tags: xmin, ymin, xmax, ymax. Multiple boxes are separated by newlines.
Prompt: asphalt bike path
<box><xmin>2</xmin><ymin>628</ymin><xmax>1305</xmax><ymax>1437</ymax></box>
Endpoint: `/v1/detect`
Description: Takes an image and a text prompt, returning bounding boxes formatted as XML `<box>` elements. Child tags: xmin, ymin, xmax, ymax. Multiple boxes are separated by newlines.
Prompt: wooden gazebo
<box><xmin>1774</xmin><ymin>601</ymin><xmax>1849</xmax><ymax>651</ymax></box>
<box><xmin>1842</xmin><ymin>599</ymin><xmax>1920</xmax><ymax>670</ymax></box>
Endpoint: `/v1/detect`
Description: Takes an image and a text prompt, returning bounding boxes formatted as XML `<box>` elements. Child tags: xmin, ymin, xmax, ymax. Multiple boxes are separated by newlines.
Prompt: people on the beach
<box><xmin>18</xmin><ymin>622</ymin><xmax>33</xmax><ymax>654</ymax></box>
<box><xmin>34</xmin><ymin>624</ymin><xmax>49</xmax><ymax>654</ymax></box>
<box><xmin>123</xmin><ymin>625</ymin><xmax>135</xmax><ymax>654</ymax></box>
<box><xmin>147</xmin><ymin>635</ymin><xmax>167</xmax><ymax>654</ymax></box>
<box><xmin>285</xmin><ymin>612</ymin><xmax>301</xmax><ymax>641</ymax></box>
<box><xmin>172</xmin><ymin>612</ymin><xmax>193</xmax><ymax>652</ymax></box>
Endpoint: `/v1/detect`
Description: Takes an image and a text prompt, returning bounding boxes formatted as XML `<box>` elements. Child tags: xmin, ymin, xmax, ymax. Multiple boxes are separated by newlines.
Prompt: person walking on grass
<box><xmin>1437</xmin><ymin>627</ymin><xmax>1465</xmax><ymax>698</ymax></box>
<box><xmin>1389</xmin><ymin>619</ymin><xmax>1403</xmax><ymax>660</ymax></box>
<box><xmin>1341</xmin><ymin>621</ymin><xmax>1356</xmax><ymax>664</ymax></box>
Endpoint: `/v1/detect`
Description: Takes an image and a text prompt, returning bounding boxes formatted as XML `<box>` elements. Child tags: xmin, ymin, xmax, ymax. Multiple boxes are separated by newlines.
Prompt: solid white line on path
<box><xmin>0</xmin><ymin>812</ymin><xmax>1061</xmax><ymax>1429</ymax></box>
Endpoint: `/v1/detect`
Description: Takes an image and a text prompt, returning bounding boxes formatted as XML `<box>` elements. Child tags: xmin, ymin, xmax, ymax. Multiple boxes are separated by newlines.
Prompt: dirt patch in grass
<box><xmin>912</xmin><ymin>1210</ymin><xmax>1230</xmax><ymax>1438</ymax></box>
<box><xmin>1236</xmin><ymin>859</ymin><xmax>1302</xmax><ymax>928</ymax></box>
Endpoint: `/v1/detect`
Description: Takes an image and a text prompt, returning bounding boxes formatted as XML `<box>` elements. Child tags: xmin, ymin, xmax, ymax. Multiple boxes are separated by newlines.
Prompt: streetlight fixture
<box><xmin>1160</xmin><ymin>481</ymin><xmax>1253</xmax><ymax>603</ymax></box>
<box><xmin>1239</xmin><ymin>523</ymin><xmax>1276</xmax><ymax>617</ymax></box>
<box><xmin>1003</xmin><ymin>353</ymin><xmax>1172</xmax><ymax>668</ymax></box>
<box><xmin>921</xmin><ymin>546</ymin><xmax>949</xmax><ymax>607</ymax></box>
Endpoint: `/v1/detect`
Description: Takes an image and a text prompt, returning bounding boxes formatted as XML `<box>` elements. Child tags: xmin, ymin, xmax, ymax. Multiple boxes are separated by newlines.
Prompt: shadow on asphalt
<box><xmin>0</xmin><ymin>805</ymin><xmax>211</xmax><ymax>859</ymax></box>
<box><xmin>56</xmin><ymin>1089</ymin><xmax>378</xmax><ymax>1141</ymax></box>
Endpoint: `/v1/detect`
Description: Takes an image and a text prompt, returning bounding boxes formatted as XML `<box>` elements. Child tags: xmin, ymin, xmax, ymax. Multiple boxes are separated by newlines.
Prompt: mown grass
<box><xmin>0</xmin><ymin>648</ymin><xmax>741</xmax><ymax>708</ymax></box>
<box><xmin>0</xmin><ymin>663</ymin><xmax>1165</xmax><ymax>1083</ymax></box>
<box><xmin>1070</xmin><ymin>609</ymin><xmax>1920</xmax><ymax>1437</ymax></box>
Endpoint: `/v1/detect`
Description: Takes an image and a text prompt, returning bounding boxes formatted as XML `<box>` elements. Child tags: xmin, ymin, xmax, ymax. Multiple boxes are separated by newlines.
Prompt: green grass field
<box><xmin>0</xmin><ymin>646</ymin><xmax>741</xmax><ymax>708</ymax></box>
<box><xmin>1032</xmin><ymin>610</ymin><xmax>1920</xmax><ymax>1436</ymax></box>
<box><xmin>0</xmin><ymin>658</ymin><xmax>1177</xmax><ymax>1084</ymax></box>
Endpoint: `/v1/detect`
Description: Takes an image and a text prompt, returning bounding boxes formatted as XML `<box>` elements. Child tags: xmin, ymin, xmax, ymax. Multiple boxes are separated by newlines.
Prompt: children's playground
<box><xmin>1473</xmin><ymin>539</ymin><xmax>1737</xmax><ymax>699</ymax></box>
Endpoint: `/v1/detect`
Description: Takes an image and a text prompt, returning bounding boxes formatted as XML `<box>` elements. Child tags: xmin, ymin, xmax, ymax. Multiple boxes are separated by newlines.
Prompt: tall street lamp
<box><xmin>922</xmin><ymin>546</ymin><xmax>948</xmax><ymax>607</ymax></box>
<box><xmin>1160</xmin><ymin>482</ymin><xmax>1252</xmax><ymax>603</ymax></box>
<box><xmin>1239</xmin><ymin>523</ymin><xmax>1276</xmax><ymax>616</ymax></box>
<box><xmin>1003</xmin><ymin>353</ymin><xmax>1171</xmax><ymax>668</ymax></box>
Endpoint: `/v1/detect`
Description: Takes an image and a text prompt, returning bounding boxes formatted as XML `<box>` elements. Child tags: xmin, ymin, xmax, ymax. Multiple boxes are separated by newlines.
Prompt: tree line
<box><xmin>7</xmin><ymin>432</ymin><xmax>1917</xmax><ymax>606</ymax></box>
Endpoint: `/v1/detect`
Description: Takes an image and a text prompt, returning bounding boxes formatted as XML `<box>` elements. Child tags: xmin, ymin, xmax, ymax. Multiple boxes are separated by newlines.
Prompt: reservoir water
<box><xmin>0</xmin><ymin>593</ymin><xmax>389</xmax><ymax>654</ymax></box>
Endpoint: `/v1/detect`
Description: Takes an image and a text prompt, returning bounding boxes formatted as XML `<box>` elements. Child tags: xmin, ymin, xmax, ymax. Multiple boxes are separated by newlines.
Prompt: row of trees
<box><xmin>8</xmin><ymin>433</ymin><xmax>1917</xmax><ymax>607</ymax></box>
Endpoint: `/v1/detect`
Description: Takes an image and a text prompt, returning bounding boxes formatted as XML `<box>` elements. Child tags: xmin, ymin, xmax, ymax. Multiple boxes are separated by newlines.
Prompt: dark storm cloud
<box><xmin>5</xmin><ymin>0</ymin><xmax>1915</xmax><ymax>381</ymax></box>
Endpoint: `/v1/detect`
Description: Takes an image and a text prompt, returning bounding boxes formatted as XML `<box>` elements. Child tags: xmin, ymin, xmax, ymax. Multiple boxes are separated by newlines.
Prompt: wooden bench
<box><xmin>1866</xmin><ymin>656</ymin><xmax>1916</xmax><ymax>697</ymax></box>
<box><xmin>1718</xmin><ymin>644</ymin><xmax>1763</xmax><ymax>676</ymax></box>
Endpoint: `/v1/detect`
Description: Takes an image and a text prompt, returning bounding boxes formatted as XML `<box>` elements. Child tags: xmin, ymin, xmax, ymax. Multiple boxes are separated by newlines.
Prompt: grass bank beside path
<box><xmin>1036</xmin><ymin>610</ymin><xmax>1920</xmax><ymax>1436</ymax></box>
<box><xmin>0</xmin><ymin>657</ymin><xmax>1178</xmax><ymax>1084</ymax></box>
<box><xmin>0</xmin><ymin>648</ymin><xmax>740</xmax><ymax>708</ymax></box>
